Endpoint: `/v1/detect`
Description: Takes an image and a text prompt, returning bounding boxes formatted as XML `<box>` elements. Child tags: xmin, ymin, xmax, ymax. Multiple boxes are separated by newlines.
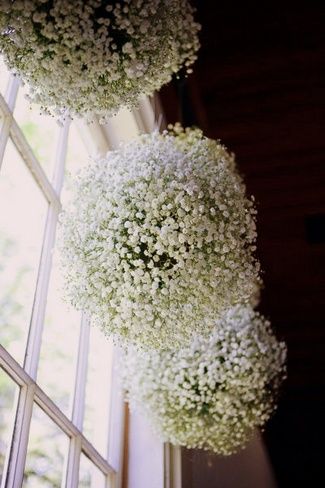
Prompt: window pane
<box><xmin>83</xmin><ymin>329</ymin><xmax>113</xmax><ymax>458</ymax></box>
<box><xmin>0</xmin><ymin>367</ymin><xmax>18</xmax><ymax>481</ymax></box>
<box><xmin>14</xmin><ymin>85</ymin><xmax>60</xmax><ymax>178</ymax></box>
<box><xmin>108</xmin><ymin>106</ymin><xmax>139</xmax><ymax>142</ymax></box>
<box><xmin>0</xmin><ymin>139</ymin><xmax>47</xmax><ymax>364</ymax></box>
<box><xmin>79</xmin><ymin>453</ymin><xmax>107</xmax><ymax>488</ymax></box>
<box><xmin>37</xmin><ymin>241</ymin><xmax>80</xmax><ymax>415</ymax></box>
<box><xmin>23</xmin><ymin>404</ymin><xmax>68</xmax><ymax>488</ymax></box>
<box><xmin>0</xmin><ymin>57</ymin><xmax>10</xmax><ymax>95</ymax></box>
<box><xmin>61</xmin><ymin>122</ymin><xmax>90</xmax><ymax>207</ymax></box>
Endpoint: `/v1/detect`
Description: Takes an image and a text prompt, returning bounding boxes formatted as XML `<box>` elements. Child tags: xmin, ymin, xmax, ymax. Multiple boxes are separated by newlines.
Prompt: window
<box><xmin>0</xmin><ymin>63</ymin><xmax>156</xmax><ymax>487</ymax></box>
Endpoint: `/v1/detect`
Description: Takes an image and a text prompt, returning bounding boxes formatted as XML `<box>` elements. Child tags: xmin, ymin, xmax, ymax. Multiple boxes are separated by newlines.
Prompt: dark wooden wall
<box><xmin>160</xmin><ymin>1</ymin><xmax>325</xmax><ymax>486</ymax></box>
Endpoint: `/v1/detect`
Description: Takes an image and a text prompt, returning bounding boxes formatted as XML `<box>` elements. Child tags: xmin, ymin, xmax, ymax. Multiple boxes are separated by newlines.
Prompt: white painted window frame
<box><xmin>0</xmin><ymin>74</ymin><xmax>161</xmax><ymax>488</ymax></box>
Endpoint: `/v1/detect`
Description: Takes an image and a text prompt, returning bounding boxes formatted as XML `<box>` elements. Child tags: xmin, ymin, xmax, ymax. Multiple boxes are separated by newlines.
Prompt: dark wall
<box><xmin>182</xmin><ymin>433</ymin><xmax>276</xmax><ymax>488</ymax></box>
<box><xmin>160</xmin><ymin>2</ymin><xmax>325</xmax><ymax>486</ymax></box>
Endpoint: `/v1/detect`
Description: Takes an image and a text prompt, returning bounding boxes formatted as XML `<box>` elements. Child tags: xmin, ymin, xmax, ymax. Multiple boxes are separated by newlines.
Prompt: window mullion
<box><xmin>107</xmin><ymin>349</ymin><xmax>126</xmax><ymax>477</ymax></box>
<box><xmin>106</xmin><ymin>472</ymin><xmax>114</xmax><ymax>488</ymax></box>
<box><xmin>2</xmin><ymin>384</ymin><xmax>36</xmax><ymax>488</ymax></box>
<box><xmin>70</xmin><ymin>315</ymin><xmax>90</xmax><ymax>430</ymax></box>
<box><xmin>24</xmin><ymin>120</ymin><xmax>70</xmax><ymax>380</ymax></box>
<box><xmin>132</xmin><ymin>95</ymin><xmax>163</xmax><ymax>134</ymax></box>
<box><xmin>63</xmin><ymin>315</ymin><xmax>90</xmax><ymax>488</ymax></box>
<box><xmin>109</xmin><ymin>403</ymin><xmax>127</xmax><ymax>488</ymax></box>
<box><xmin>0</xmin><ymin>76</ymin><xmax>20</xmax><ymax>169</ymax></box>
<box><xmin>63</xmin><ymin>436</ymin><xmax>82</xmax><ymax>488</ymax></box>
<box><xmin>164</xmin><ymin>444</ymin><xmax>182</xmax><ymax>488</ymax></box>
<box><xmin>81</xmin><ymin>437</ymin><xmax>114</xmax><ymax>476</ymax></box>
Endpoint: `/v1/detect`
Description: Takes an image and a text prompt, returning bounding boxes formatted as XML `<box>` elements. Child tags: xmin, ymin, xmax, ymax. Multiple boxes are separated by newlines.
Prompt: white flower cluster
<box><xmin>0</xmin><ymin>0</ymin><xmax>200</xmax><ymax>122</ymax></box>
<box><xmin>60</xmin><ymin>126</ymin><xmax>260</xmax><ymax>350</ymax></box>
<box><xmin>122</xmin><ymin>305</ymin><xmax>287</xmax><ymax>455</ymax></box>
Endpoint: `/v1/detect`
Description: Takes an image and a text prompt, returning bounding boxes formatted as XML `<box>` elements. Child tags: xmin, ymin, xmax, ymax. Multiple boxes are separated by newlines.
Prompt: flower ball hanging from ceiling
<box><xmin>121</xmin><ymin>305</ymin><xmax>287</xmax><ymax>455</ymax></box>
<box><xmin>0</xmin><ymin>0</ymin><xmax>200</xmax><ymax>122</ymax></box>
<box><xmin>60</xmin><ymin>126</ymin><xmax>260</xmax><ymax>350</ymax></box>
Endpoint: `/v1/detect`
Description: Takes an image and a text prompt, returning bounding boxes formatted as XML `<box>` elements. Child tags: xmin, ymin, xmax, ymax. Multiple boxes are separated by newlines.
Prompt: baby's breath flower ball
<box><xmin>0</xmin><ymin>0</ymin><xmax>200</xmax><ymax>122</ymax></box>
<box><xmin>122</xmin><ymin>306</ymin><xmax>287</xmax><ymax>455</ymax></box>
<box><xmin>60</xmin><ymin>126</ymin><xmax>260</xmax><ymax>350</ymax></box>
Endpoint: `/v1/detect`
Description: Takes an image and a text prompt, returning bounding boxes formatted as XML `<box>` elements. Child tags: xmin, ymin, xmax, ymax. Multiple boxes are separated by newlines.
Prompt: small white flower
<box><xmin>0</xmin><ymin>0</ymin><xmax>200</xmax><ymax>122</ymax></box>
<box><xmin>60</xmin><ymin>127</ymin><xmax>261</xmax><ymax>350</ymax></box>
<box><xmin>121</xmin><ymin>306</ymin><xmax>287</xmax><ymax>455</ymax></box>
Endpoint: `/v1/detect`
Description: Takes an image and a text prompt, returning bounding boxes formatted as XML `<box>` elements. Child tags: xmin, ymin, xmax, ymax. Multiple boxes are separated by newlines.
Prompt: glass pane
<box><xmin>0</xmin><ymin>139</ymin><xmax>47</xmax><ymax>364</ymax></box>
<box><xmin>14</xmin><ymin>84</ymin><xmax>59</xmax><ymax>178</ymax></box>
<box><xmin>61</xmin><ymin>122</ymin><xmax>90</xmax><ymax>207</ymax></box>
<box><xmin>37</xmin><ymin>240</ymin><xmax>80</xmax><ymax>415</ymax></box>
<box><xmin>23</xmin><ymin>404</ymin><xmax>68</xmax><ymax>488</ymax></box>
<box><xmin>108</xmin><ymin>106</ymin><xmax>139</xmax><ymax>142</ymax></box>
<box><xmin>0</xmin><ymin>56</ymin><xmax>10</xmax><ymax>95</ymax></box>
<box><xmin>0</xmin><ymin>367</ymin><xmax>18</xmax><ymax>481</ymax></box>
<box><xmin>79</xmin><ymin>453</ymin><xmax>107</xmax><ymax>488</ymax></box>
<box><xmin>83</xmin><ymin>328</ymin><xmax>113</xmax><ymax>458</ymax></box>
